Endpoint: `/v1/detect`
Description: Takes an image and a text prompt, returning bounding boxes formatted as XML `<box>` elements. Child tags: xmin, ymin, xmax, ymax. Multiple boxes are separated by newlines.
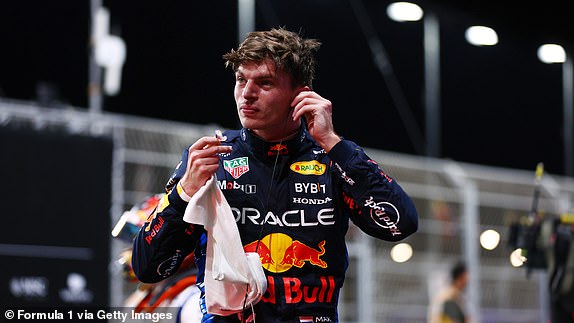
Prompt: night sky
<box><xmin>1</xmin><ymin>0</ymin><xmax>573</xmax><ymax>176</ymax></box>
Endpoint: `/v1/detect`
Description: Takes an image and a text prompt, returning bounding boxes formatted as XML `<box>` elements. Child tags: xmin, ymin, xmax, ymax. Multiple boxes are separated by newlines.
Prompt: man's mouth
<box><xmin>240</xmin><ymin>104</ymin><xmax>258</xmax><ymax>114</ymax></box>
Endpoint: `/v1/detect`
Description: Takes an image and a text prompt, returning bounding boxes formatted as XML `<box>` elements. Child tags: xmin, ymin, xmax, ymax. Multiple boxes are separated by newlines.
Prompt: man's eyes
<box><xmin>235</xmin><ymin>78</ymin><xmax>274</xmax><ymax>87</ymax></box>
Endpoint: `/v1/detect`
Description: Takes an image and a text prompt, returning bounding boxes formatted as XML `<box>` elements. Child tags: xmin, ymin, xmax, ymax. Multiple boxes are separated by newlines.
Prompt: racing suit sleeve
<box><xmin>132</xmin><ymin>148</ymin><xmax>203</xmax><ymax>283</ymax></box>
<box><xmin>328</xmin><ymin>139</ymin><xmax>418</xmax><ymax>241</ymax></box>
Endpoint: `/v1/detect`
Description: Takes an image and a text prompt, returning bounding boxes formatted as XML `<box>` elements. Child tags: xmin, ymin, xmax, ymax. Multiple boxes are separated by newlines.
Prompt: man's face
<box><xmin>234</xmin><ymin>59</ymin><xmax>302</xmax><ymax>141</ymax></box>
<box><xmin>457</xmin><ymin>271</ymin><xmax>469</xmax><ymax>290</ymax></box>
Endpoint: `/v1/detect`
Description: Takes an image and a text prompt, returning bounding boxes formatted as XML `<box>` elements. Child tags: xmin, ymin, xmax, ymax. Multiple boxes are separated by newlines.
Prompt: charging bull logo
<box><xmin>244</xmin><ymin>233</ymin><xmax>327</xmax><ymax>273</ymax></box>
<box><xmin>282</xmin><ymin>240</ymin><xmax>327</xmax><ymax>268</ymax></box>
<box><xmin>267</xmin><ymin>144</ymin><xmax>288</xmax><ymax>156</ymax></box>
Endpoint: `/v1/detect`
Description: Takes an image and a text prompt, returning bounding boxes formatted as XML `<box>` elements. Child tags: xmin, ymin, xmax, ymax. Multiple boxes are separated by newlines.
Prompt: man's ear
<box><xmin>290</xmin><ymin>86</ymin><xmax>310</xmax><ymax>104</ymax></box>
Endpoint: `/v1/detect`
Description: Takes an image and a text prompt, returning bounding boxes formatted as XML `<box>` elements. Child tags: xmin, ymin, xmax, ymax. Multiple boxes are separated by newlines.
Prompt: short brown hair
<box><xmin>223</xmin><ymin>27</ymin><xmax>321</xmax><ymax>87</ymax></box>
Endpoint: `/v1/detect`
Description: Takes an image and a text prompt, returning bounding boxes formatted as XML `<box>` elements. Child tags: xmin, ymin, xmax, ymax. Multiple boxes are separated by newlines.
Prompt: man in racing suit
<box><xmin>132</xmin><ymin>27</ymin><xmax>419</xmax><ymax>323</ymax></box>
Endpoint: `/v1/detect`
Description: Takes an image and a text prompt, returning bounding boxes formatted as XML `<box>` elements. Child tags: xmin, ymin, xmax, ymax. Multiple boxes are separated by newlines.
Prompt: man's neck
<box><xmin>251</xmin><ymin>124</ymin><xmax>301</xmax><ymax>142</ymax></box>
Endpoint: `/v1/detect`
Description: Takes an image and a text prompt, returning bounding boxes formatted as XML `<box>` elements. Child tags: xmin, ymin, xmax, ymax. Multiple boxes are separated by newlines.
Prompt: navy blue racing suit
<box><xmin>132</xmin><ymin>126</ymin><xmax>419</xmax><ymax>322</ymax></box>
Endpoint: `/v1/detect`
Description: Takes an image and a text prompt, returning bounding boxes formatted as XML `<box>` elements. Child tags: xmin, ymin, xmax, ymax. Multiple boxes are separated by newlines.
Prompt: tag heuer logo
<box><xmin>224</xmin><ymin>157</ymin><xmax>250</xmax><ymax>179</ymax></box>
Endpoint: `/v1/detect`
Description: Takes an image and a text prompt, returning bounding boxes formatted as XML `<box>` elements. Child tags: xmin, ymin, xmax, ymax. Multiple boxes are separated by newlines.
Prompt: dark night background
<box><xmin>1</xmin><ymin>0</ymin><xmax>573</xmax><ymax>176</ymax></box>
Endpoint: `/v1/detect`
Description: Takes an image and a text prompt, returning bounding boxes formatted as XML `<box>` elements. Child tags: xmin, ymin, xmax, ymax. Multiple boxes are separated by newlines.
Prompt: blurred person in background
<box><xmin>548</xmin><ymin>218</ymin><xmax>574</xmax><ymax>323</ymax></box>
<box><xmin>429</xmin><ymin>261</ymin><xmax>469</xmax><ymax>323</ymax></box>
<box><xmin>112</xmin><ymin>194</ymin><xmax>202</xmax><ymax>322</ymax></box>
<box><xmin>509</xmin><ymin>210</ymin><xmax>574</xmax><ymax>322</ymax></box>
<box><xmin>131</xmin><ymin>27</ymin><xmax>419</xmax><ymax>322</ymax></box>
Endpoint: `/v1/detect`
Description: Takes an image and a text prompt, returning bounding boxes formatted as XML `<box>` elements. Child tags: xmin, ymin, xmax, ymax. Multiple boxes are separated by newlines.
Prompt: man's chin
<box><xmin>239</xmin><ymin>116</ymin><xmax>264</xmax><ymax>129</ymax></box>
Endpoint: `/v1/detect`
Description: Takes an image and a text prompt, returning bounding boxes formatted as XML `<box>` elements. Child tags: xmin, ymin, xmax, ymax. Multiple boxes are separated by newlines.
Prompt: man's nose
<box><xmin>242</xmin><ymin>80</ymin><xmax>257</xmax><ymax>99</ymax></box>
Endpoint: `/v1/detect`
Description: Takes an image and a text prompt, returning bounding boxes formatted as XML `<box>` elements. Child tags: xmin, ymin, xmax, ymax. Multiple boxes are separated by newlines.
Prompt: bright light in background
<box><xmin>537</xmin><ymin>44</ymin><xmax>566</xmax><ymax>63</ymax></box>
<box><xmin>93</xmin><ymin>7</ymin><xmax>126</xmax><ymax>96</ymax></box>
<box><xmin>479</xmin><ymin>229</ymin><xmax>500</xmax><ymax>250</ymax></box>
<box><xmin>386</xmin><ymin>2</ymin><xmax>424</xmax><ymax>22</ymax></box>
<box><xmin>465</xmin><ymin>26</ymin><xmax>498</xmax><ymax>46</ymax></box>
<box><xmin>390</xmin><ymin>242</ymin><xmax>413</xmax><ymax>263</ymax></box>
<box><xmin>510</xmin><ymin>248</ymin><xmax>526</xmax><ymax>267</ymax></box>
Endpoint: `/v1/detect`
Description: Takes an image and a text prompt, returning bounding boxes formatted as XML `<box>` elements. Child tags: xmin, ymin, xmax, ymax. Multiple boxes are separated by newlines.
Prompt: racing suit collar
<box><xmin>240</xmin><ymin>125</ymin><xmax>309</xmax><ymax>159</ymax></box>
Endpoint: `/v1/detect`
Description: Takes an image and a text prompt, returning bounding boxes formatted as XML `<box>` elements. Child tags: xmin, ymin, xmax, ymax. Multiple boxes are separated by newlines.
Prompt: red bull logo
<box><xmin>243</xmin><ymin>233</ymin><xmax>327</xmax><ymax>273</ymax></box>
<box><xmin>281</xmin><ymin>240</ymin><xmax>327</xmax><ymax>268</ymax></box>
<box><xmin>267</xmin><ymin>144</ymin><xmax>288</xmax><ymax>156</ymax></box>
<box><xmin>261</xmin><ymin>275</ymin><xmax>336</xmax><ymax>305</ymax></box>
<box><xmin>245</xmin><ymin>234</ymin><xmax>337</xmax><ymax>306</ymax></box>
<box><xmin>144</xmin><ymin>215</ymin><xmax>165</xmax><ymax>245</ymax></box>
<box><xmin>243</xmin><ymin>240</ymin><xmax>274</xmax><ymax>266</ymax></box>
